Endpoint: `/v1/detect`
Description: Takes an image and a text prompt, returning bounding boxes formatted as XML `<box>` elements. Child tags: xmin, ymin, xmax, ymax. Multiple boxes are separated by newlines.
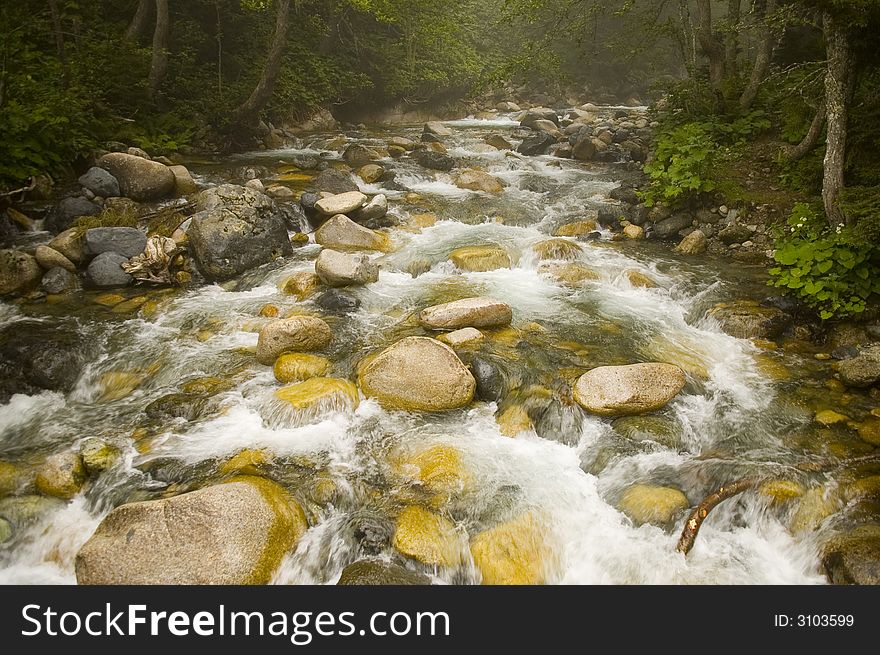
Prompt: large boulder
<box><xmin>315</xmin><ymin>249</ymin><xmax>379</xmax><ymax>287</ymax></box>
<box><xmin>573</xmin><ymin>363</ymin><xmax>686</xmax><ymax>416</ymax></box>
<box><xmin>97</xmin><ymin>152</ymin><xmax>175</xmax><ymax>202</ymax></box>
<box><xmin>419</xmin><ymin>297</ymin><xmax>512</xmax><ymax>330</ymax></box>
<box><xmin>187</xmin><ymin>184</ymin><xmax>293</xmax><ymax>281</ymax></box>
<box><xmin>315</xmin><ymin>214</ymin><xmax>388</xmax><ymax>251</ymax></box>
<box><xmin>256</xmin><ymin>316</ymin><xmax>333</xmax><ymax>365</ymax></box>
<box><xmin>358</xmin><ymin>336</ymin><xmax>475</xmax><ymax>411</ymax></box>
<box><xmin>411</xmin><ymin>150</ymin><xmax>455</xmax><ymax>172</ymax></box>
<box><xmin>45</xmin><ymin>196</ymin><xmax>101</xmax><ymax>233</ymax></box>
<box><xmin>706</xmin><ymin>300</ymin><xmax>789</xmax><ymax>339</ymax></box>
<box><xmin>75</xmin><ymin>478</ymin><xmax>307</xmax><ymax>584</ymax></box>
<box><xmin>455</xmin><ymin>170</ymin><xmax>504</xmax><ymax>194</ymax></box>
<box><xmin>0</xmin><ymin>250</ymin><xmax>42</xmax><ymax>295</ymax></box>
<box><xmin>84</xmin><ymin>227</ymin><xmax>147</xmax><ymax>258</ymax></box>
<box><xmin>315</xmin><ymin>191</ymin><xmax>368</xmax><ymax>216</ymax></box>
<box><xmin>0</xmin><ymin>322</ymin><xmax>88</xmax><ymax>401</ymax></box>
<box><xmin>86</xmin><ymin>252</ymin><xmax>132</xmax><ymax>288</ymax></box>
<box><xmin>78</xmin><ymin>167</ymin><xmax>120</xmax><ymax>198</ymax></box>
<box><xmin>838</xmin><ymin>344</ymin><xmax>880</xmax><ymax>387</ymax></box>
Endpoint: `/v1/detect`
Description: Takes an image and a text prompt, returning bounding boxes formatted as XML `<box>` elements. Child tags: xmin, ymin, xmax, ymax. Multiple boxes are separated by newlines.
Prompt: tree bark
<box><xmin>47</xmin><ymin>0</ymin><xmax>68</xmax><ymax>87</ymax></box>
<box><xmin>696</xmin><ymin>0</ymin><xmax>725</xmax><ymax>89</ymax></box>
<box><xmin>125</xmin><ymin>0</ymin><xmax>152</xmax><ymax>43</ymax></box>
<box><xmin>822</xmin><ymin>11</ymin><xmax>854</xmax><ymax>226</ymax></box>
<box><xmin>148</xmin><ymin>0</ymin><xmax>169</xmax><ymax>102</ymax></box>
<box><xmin>230</xmin><ymin>0</ymin><xmax>291</xmax><ymax>129</ymax></box>
<box><xmin>740</xmin><ymin>0</ymin><xmax>778</xmax><ymax>110</ymax></box>
<box><xmin>783</xmin><ymin>102</ymin><xmax>826</xmax><ymax>161</ymax></box>
<box><xmin>725</xmin><ymin>0</ymin><xmax>741</xmax><ymax>78</ymax></box>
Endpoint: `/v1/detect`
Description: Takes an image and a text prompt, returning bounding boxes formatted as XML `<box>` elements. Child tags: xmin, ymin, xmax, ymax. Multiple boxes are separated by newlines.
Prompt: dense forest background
<box><xmin>3</xmin><ymin>1</ymin><xmax>880</xmax><ymax>317</ymax></box>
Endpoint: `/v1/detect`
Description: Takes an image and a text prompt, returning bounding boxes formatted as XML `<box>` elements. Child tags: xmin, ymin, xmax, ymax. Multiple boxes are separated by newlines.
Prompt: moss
<box><xmin>73</xmin><ymin>205</ymin><xmax>139</xmax><ymax>230</ymax></box>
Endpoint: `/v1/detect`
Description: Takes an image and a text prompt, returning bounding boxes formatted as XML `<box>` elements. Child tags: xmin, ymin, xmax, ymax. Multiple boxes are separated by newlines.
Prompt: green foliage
<box><xmin>769</xmin><ymin>203</ymin><xmax>880</xmax><ymax>319</ymax></box>
<box><xmin>73</xmin><ymin>206</ymin><xmax>140</xmax><ymax>230</ymax></box>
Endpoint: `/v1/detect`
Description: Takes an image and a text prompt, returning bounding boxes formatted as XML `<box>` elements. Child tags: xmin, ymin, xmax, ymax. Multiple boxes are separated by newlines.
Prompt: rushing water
<box><xmin>3</xmin><ymin>107</ymin><xmax>871</xmax><ymax>585</ymax></box>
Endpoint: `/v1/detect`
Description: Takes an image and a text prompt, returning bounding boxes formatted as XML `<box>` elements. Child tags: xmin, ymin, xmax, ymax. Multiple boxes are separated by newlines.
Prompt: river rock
<box><xmin>84</xmin><ymin>227</ymin><xmax>147</xmax><ymax>258</ymax></box>
<box><xmin>187</xmin><ymin>184</ymin><xmax>293</xmax><ymax>281</ymax></box>
<box><xmin>423</xmin><ymin>121</ymin><xmax>452</xmax><ymax>137</ymax></box>
<box><xmin>273</xmin><ymin>353</ymin><xmax>331</xmax><ymax>383</ymax></box>
<box><xmin>517</xmin><ymin>133</ymin><xmax>556</xmax><ymax>156</ymax></box>
<box><xmin>485</xmin><ymin>134</ymin><xmax>513</xmax><ymax>150</ymax></box>
<box><xmin>86</xmin><ymin>252</ymin><xmax>132</xmax><ymax>288</ymax></box>
<box><xmin>719</xmin><ymin>223</ymin><xmax>753</xmax><ymax>245</ymax></box>
<box><xmin>75</xmin><ymin>478</ymin><xmax>307</xmax><ymax>584</ymax></box>
<box><xmin>675</xmin><ymin>229</ymin><xmax>707</xmax><ymax>254</ymax></box>
<box><xmin>471</xmin><ymin>356</ymin><xmax>504</xmax><ymax>402</ymax></box>
<box><xmin>0</xmin><ymin>322</ymin><xmax>87</xmax><ymax>400</ymax></box>
<box><xmin>314</xmin><ymin>169</ymin><xmax>359</xmax><ymax>194</ymax></box>
<box><xmin>256</xmin><ymin>316</ymin><xmax>332</xmax><ymax>365</ymax></box>
<box><xmin>350</xmin><ymin>194</ymin><xmax>388</xmax><ymax>224</ymax></box>
<box><xmin>78</xmin><ymin>167</ymin><xmax>120</xmax><ymax>198</ymax></box>
<box><xmin>358</xmin><ymin>164</ymin><xmax>385</xmax><ymax>184</ymax></box>
<box><xmin>706</xmin><ymin>300</ymin><xmax>789</xmax><ymax>339</ymax></box>
<box><xmin>46</xmin><ymin>196</ymin><xmax>101</xmax><ymax>233</ymax></box>
<box><xmin>42</xmin><ymin>267</ymin><xmax>77</xmax><ymax>294</ymax></box>
<box><xmin>0</xmin><ymin>250</ymin><xmax>42</xmax><ymax>295</ymax></box>
<box><xmin>315</xmin><ymin>214</ymin><xmax>388</xmax><ymax>251</ymax></box>
<box><xmin>343</xmin><ymin>144</ymin><xmax>380</xmax><ymax>168</ymax></box>
<box><xmin>315</xmin><ymin>249</ymin><xmax>379</xmax><ymax>287</ymax></box>
<box><xmin>49</xmin><ymin>228</ymin><xmax>86</xmax><ymax>264</ymax></box>
<box><xmin>315</xmin><ymin>288</ymin><xmax>361</xmax><ymax>314</ymax></box>
<box><xmin>653</xmin><ymin>213</ymin><xmax>693</xmax><ymax>239</ymax></box>
<box><xmin>521</xmin><ymin>108</ymin><xmax>559</xmax><ymax>128</ymax></box>
<box><xmin>821</xmin><ymin>525</ymin><xmax>880</xmax><ymax>584</ymax></box>
<box><xmin>470</xmin><ymin>513</ymin><xmax>548</xmax><ymax>585</ymax></box>
<box><xmin>539</xmin><ymin>262</ymin><xmax>600</xmax><ymax>286</ymax></box>
<box><xmin>274</xmin><ymin>378</ymin><xmax>359</xmax><ymax>413</ymax></box>
<box><xmin>393</xmin><ymin>505</ymin><xmax>461</xmax><ymax>567</ymax></box>
<box><xmin>168</xmin><ymin>165</ymin><xmax>198</xmax><ymax>195</ymax></box>
<box><xmin>80</xmin><ymin>438</ymin><xmax>120</xmax><ymax>474</ymax></box>
<box><xmin>455</xmin><ymin>170</ymin><xmax>504</xmax><ymax>194</ymax></box>
<box><xmin>35</xmin><ymin>452</ymin><xmax>86</xmax><ymax>499</ymax></box>
<box><xmin>412</xmin><ymin>149</ymin><xmax>455</xmax><ymax>171</ymax></box>
<box><xmin>419</xmin><ymin>297</ymin><xmax>512</xmax><ymax>330</ymax></box>
<box><xmin>618</xmin><ymin>484</ymin><xmax>689</xmax><ymax>527</ymax></box>
<box><xmin>315</xmin><ymin>191</ymin><xmax>368</xmax><ymax>216</ymax></box>
<box><xmin>358</xmin><ymin>336</ymin><xmax>475</xmax><ymax>411</ymax></box>
<box><xmin>572</xmin><ymin>134</ymin><xmax>597</xmax><ymax>160</ymax></box>
<box><xmin>337</xmin><ymin>559</ymin><xmax>430</xmax><ymax>585</ymax></box>
<box><xmin>34</xmin><ymin>245</ymin><xmax>75</xmax><ymax>272</ymax></box>
<box><xmin>838</xmin><ymin>344</ymin><xmax>880</xmax><ymax>387</ymax></box>
<box><xmin>98</xmin><ymin>152</ymin><xmax>175</xmax><ymax>202</ymax></box>
<box><xmin>554</xmin><ymin>220</ymin><xmax>598</xmax><ymax>237</ymax></box>
<box><xmin>573</xmin><ymin>363</ymin><xmax>686</xmax><ymax>416</ymax></box>
<box><xmin>623</xmin><ymin>224</ymin><xmax>645</xmax><ymax>239</ymax></box>
<box><xmin>533</xmin><ymin>238</ymin><xmax>583</xmax><ymax>261</ymax></box>
<box><xmin>281</xmin><ymin>271</ymin><xmax>320</xmax><ymax>299</ymax></box>
<box><xmin>438</xmin><ymin>327</ymin><xmax>484</xmax><ymax>348</ymax></box>
<box><xmin>449</xmin><ymin>245</ymin><xmax>510</xmax><ymax>271</ymax></box>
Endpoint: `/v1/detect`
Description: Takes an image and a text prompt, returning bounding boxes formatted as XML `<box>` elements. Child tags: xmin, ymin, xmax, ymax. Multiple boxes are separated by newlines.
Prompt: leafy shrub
<box><xmin>769</xmin><ymin>203</ymin><xmax>880</xmax><ymax>319</ymax></box>
<box><xmin>641</xmin><ymin>122</ymin><xmax>717</xmax><ymax>206</ymax></box>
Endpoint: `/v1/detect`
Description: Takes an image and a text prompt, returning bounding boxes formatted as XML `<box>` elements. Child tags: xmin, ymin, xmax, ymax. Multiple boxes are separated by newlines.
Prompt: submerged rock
<box><xmin>573</xmin><ymin>363</ymin><xmax>686</xmax><ymax>416</ymax></box>
<box><xmin>470</xmin><ymin>513</ymin><xmax>548</xmax><ymax>585</ymax></box>
<box><xmin>617</xmin><ymin>484</ymin><xmax>689</xmax><ymax>527</ymax></box>
<box><xmin>75</xmin><ymin>478</ymin><xmax>307</xmax><ymax>584</ymax></box>
<box><xmin>358</xmin><ymin>337</ymin><xmax>475</xmax><ymax>411</ymax></box>
<box><xmin>274</xmin><ymin>378</ymin><xmax>359</xmax><ymax>412</ymax></box>
<box><xmin>337</xmin><ymin>559</ymin><xmax>430</xmax><ymax>585</ymax></box>
<box><xmin>418</xmin><ymin>297</ymin><xmax>512</xmax><ymax>330</ymax></box>
<box><xmin>256</xmin><ymin>316</ymin><xmax>332</xmax><ymax>365</ymax></box>
<box><xmin>706</xmin><ymin>300</ymin><xmax>789</xmax><ymax>340</ymax></box>
<box><xmin>532</xmin><ymin>239</ymin><xmax>583</xmax><ymax>261</ymax></box>
<box><xmin>273</xmin><ymin>353</ymin><xmax>331</xmax><ymax>383</ymax></box>
<box><xmin>449</xmin><ymin>245</ymin><xmax>510</xmax><ymax>272</ymax></box>
<box><xmin>821</xmin><ymin>525</ymin><xmax>880</xmax><ymax>584</ymax></box>
<box><xmin>393</xmin><ymin>505</ymin><xmax>461</xmax><ymax>567</ymax></box>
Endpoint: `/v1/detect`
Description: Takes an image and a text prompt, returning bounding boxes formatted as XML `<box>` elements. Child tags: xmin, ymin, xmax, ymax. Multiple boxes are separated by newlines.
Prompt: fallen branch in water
<box><xmin>676</xmin><ymin>478</ymin><xmax>759</xmax><ymax>555</ymax></box>
<box><xmin>0</xmin><ymin>177</ymin><xmax>36</xmax><ymax>199</ymax></box>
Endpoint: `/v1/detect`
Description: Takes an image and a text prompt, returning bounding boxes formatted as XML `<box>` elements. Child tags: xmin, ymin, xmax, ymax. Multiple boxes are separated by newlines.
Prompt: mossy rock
<box><xmin>617</xmin><ymin>484</ymin><xmax>688</xmax><ymax>527</ymax></box>
<box><xmin>273</xmin><ymin>353</ymin><xmax>331</xmax><ymax>384</ymax></box>
<box><xmin>449</xmin><ymin>245</ymin><xmax>511</xmax><ymax>272</ymax></box>
<box><xmin>35</xmin><ymin>452</ymin><xmax>86</xmax><ymax>500</ymax></box>
<box><xmin>393</xmin><ymin>505</ymin><xmax>462</xmax><ymax>567</ymax></box>
<box><xmin>337</xmin><ymin>559</ymin><xmax>430</xmax><ymax>585</ymax></box>
<box><xmin>470</xmin><ymin>513</ymin><xmax>549</xmax><ymax>585</ymax></box>
<box><xmin>274</xmin><ymin>378</ymin><xmax>359</xmax><ymax>412</ymax></box>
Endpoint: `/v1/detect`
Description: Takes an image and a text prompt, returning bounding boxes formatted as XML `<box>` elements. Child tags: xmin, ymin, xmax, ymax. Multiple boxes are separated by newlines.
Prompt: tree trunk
<box><xmin>783</xmin><ymin>102</ymin><xmax>826</xmax><ymax>161</ymax></box>
<box><xmin>725</xmin><ymin>0</ymin><xmax>741</xmax><ymax>78</ymax></box>
<box><xmin>230</xmin><ymin>0</ymin><xmax>291</xmax><ymax>129</ymax></box>
<box><xmin>148</xmin><ymin>0</ymin><xmax>169</xmax><ymax>102</ymax></box>
<box><xmin>47</xmin><ymin>0</ymin><xmax>68</xmax><ymax>87</ymax></box>
<box><xmin>125</xmin><ymin>0</ymin><xmax>152</xmax><ymax>43</ymax></box>
<box><xmin>739</xmin><ymin>0</ymin><xmax>778</xmax><ymax>110</ymax></box>
<box><xmin>822</xmin><ymin>11</ymin><xmax>854</xmax><ymax>226</ymax></box>
<box><xmin>696</xmin><ymin>0</ymin><xmax>725</xmax><ymax>89</ymax></box>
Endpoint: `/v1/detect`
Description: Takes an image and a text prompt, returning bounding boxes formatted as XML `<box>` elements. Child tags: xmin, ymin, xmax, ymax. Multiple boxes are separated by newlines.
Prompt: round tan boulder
<box><xmin>315</xmin><ymin>191</ymin><xmax>368</xmax><ymax>216</ymax></box>
<box><xmin>75</xmin><ymin>478</ymin><xmax>307</xmax><ymax>584</ymax></box>
<box><xmin>315</xmin><ymin>249</ymin><xmax>379</xmax><ymax>287</ymax></box>
<box><xmin>419</xmin><ymin>297</ymin><xmax>512</xmax><ymax>330</ymax></box>
<box><xmin>315</xmin><ymin>214</ymin><xmax>389</xmax><ymax>251</ymax></box>
<box><xmin>573</xmin><ymin>363</ymin><xmax>686</xmax><ymax>416</ymax></box>
<box><xmin>34</xmin><ymin>245</ymin><xmax>76</xmax><ymax>272</ymax></box>
<box><xmin>256</xmin><ymin>316</ymin><xmax>332</xmax><ymax>365</ymax></box>
<box><xmin>98</xmin><ymin>152</ymin><xmax>175</xmax><ymax>201</ymax></box>
<box><xmin>358</xmin><ymin>336</ymin><xmax>475</xmax><ymax>411</ymax></box>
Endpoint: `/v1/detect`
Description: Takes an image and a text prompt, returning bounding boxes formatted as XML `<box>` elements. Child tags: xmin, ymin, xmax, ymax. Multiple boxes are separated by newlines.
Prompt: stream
<box><xmin>2</xmin><ymin>107</ymin><xmax>874</xmax><ymax>585</ymax></box>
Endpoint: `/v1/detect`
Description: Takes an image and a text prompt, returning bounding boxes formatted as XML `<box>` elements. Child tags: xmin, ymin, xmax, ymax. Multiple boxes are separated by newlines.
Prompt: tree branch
<box><xmin>676</xmin><ymin>478</ymin><xmax>758</xmax><ymax>555</ymax></box>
